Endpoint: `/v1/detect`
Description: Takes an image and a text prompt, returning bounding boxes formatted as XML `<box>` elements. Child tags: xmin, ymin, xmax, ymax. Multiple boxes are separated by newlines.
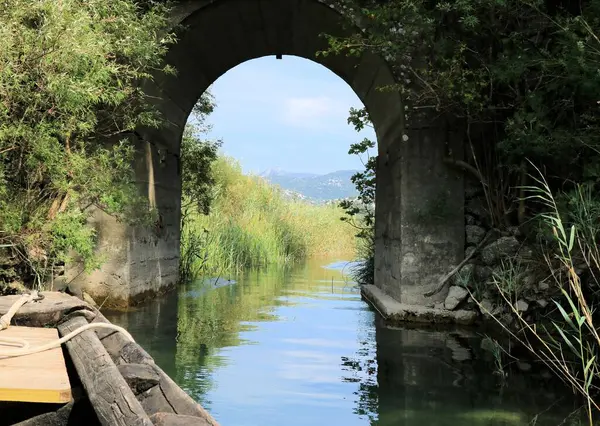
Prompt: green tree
<box><xmin>179</xmin><ymin>93</ymin><xmax>222</xmax><ymax>283</ymax></box>
<box><xmin>181</xmin><ymin>92</ymin><xmax>222</xmax><ymax>219</ymax></box>
<box><xmin>0</xmin><ymin>0</ymin><xmax>175</xmax><ymax>287</ymax></box>
<box><xmin>323</xmin><ymin>0</ymin><xmax>600</xmax><ymax>225</ymax></box>
<box><xmin>339</xmin><ymin>107</ymin><xmax>376</xmax><ymax>285</ymax></box>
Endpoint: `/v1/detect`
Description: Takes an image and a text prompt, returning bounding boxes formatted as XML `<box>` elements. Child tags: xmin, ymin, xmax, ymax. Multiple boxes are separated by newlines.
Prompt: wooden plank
<box><xmin>92</xmin><ymin>312</ymin><xmax>220</xmax><ymax>425</ymax></box>
<box><xmin>149</xmin><ymin>412</ymin><xmax>213</xmax><ymax>426</ymax></box>
<box><xmin>0</xmin><ymin>326</ymin><xmax>71</xmax><ymax>403</ymax></box>
<box><xmin>0</xmin><ymin>292</ymin><xmax>92</xmax><ymax>327</ymax></box>
<box><xmin>58</xmin><ymin>316</ymin><xmax>152</xmax><ymax>426</ymax></box>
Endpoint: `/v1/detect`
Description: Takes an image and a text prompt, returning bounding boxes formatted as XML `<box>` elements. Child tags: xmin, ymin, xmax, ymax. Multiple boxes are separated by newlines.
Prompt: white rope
<box><xmin>0</xmin><ymin>291</ymin><xmax>134</xmax><ymax>358</ymax></box>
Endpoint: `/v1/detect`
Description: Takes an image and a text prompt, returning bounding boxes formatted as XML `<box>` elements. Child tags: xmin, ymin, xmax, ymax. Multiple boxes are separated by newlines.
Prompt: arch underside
<box><xmin>69</xmin><ymin>0</ymin><xmax>465</xmax><ymax>307</ymax></box>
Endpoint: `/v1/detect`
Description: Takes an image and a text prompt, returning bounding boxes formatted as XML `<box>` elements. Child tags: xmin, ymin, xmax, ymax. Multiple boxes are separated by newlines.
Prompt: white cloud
<box><xmin>281</xmin><ymin>96</ymin><xmax>348</xmax><ymax>130</ymax></box>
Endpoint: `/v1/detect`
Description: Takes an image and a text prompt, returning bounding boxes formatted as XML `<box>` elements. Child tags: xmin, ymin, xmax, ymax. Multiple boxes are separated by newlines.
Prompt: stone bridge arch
<box><xmin>69</xmin><ymin>0</ymin><xmax>464</xmax><ymax>308</ymax></box>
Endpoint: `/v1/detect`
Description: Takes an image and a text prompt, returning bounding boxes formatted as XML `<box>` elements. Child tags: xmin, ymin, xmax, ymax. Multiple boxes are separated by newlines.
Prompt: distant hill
<box><xmin>259</xmin><ymin>169</ymin><xmax>359</xmax><ymax>202</ymax></box>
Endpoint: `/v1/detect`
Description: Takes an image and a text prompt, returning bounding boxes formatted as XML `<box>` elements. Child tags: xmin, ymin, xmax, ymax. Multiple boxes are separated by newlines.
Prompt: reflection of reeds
<box><xmin>181</xmin><ymin>157</ymin><xmax>356</xmax><ymax>277</ymax></box>
<box><xmin>174</xmin><ymin>265</ymin><xmax>302</xmax><ymax>400</ymax></box>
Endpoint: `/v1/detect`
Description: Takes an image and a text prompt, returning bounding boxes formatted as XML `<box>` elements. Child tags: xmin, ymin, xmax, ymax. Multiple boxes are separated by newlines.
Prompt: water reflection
<box><xmin>105</xmin><ymin>258</ymin><xmax>578</xmax><ymax>426</ymax></box>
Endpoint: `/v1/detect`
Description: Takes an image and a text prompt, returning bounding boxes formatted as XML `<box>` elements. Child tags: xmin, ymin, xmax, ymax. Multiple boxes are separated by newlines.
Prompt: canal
<box><xmin>105</xmin><ymin>258</ymin><xmax>579</xmax><ymax>425</ymax></box>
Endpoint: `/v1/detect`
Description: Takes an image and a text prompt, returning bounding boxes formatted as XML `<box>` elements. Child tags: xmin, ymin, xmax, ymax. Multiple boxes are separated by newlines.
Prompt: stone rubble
<box><xmin>444</xmin><ymin>286</ymin><xmax>469</xmax><ymax>310</ymax></box>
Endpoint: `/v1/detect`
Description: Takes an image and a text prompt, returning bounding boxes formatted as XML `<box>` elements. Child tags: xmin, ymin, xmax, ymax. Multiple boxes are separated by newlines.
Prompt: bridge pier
<box><xmin>375</xmin><ymin>115</ymin><xmax>464</xmax><ymax>305</ymax></box>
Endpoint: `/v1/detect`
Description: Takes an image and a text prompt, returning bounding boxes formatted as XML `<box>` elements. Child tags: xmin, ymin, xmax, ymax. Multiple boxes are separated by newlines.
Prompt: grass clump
<box><xmin>475</xmin><ymin>165</ymin><xmax>600</xmax><ymax>424</ymax></box>
<box><xmin>181</xmin><ymin>157</ymin><xmax>356</xmax><ymax>277</ymax></box>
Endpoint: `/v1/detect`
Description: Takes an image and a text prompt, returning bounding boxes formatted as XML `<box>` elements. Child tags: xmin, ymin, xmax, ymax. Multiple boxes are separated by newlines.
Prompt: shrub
<box><xmin>0</xmin><ymin>0</ymin><xmax>175</xmax><ymax>286</ymax></box>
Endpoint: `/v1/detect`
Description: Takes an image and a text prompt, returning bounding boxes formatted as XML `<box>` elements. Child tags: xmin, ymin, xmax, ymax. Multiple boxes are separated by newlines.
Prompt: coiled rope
<box><xmin>0</xmin><ymin>291</ymin><xmax>134</xmax><ymax>357</ymax></box>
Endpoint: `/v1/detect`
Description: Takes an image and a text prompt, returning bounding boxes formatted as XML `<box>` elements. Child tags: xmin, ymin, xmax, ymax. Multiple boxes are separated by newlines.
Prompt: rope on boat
<box><xmin>0</xmin><ymin>291</ymin><xmax>134</xmax><ymax>357</ymax></box>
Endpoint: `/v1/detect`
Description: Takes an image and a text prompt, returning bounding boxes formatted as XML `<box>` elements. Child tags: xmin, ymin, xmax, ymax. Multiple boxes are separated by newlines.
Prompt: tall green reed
<box><xmin>181</xmin><ymin>157</ymin><xmax>356</xmax><ymax>277</ymax></box>
<box><xmin>473</xmin><ymin>163</ymin><xmax>600</xmax><ymax>424</ymax></box>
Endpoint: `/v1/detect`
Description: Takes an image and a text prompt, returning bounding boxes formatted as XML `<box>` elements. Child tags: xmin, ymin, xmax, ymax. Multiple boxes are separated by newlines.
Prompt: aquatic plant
<box><xmin>180</xmin><ymin>157</ymin><xmax>356</xmax><ymax>278</ymax></box>
<box><xmin>491</xmin><ymin>259</ymin><xmax>528</xmax><ymax>302</ymax></box>
<box><xmin>474</xmin><ymin>165</ymin><xmax>600</xmax><ymax>424</ymax></box>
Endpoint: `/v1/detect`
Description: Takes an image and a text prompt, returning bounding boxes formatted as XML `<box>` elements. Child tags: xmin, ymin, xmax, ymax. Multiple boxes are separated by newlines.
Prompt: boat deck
<box><xmin>0</xmin><ymin>326</ymin><xmax>71</xmax><ymax>404</ymax></box>
<box><xmin>0</xmin><ymin>292</ymin><xmax>219</xmax><ymax>426</ymax></box>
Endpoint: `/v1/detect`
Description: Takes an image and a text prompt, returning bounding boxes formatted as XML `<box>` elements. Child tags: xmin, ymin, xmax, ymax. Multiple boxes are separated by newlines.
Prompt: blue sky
<box><xmin>200</xmin><ymin>56</ymin><xmax>376</xmax><ymax>175</ymax></box>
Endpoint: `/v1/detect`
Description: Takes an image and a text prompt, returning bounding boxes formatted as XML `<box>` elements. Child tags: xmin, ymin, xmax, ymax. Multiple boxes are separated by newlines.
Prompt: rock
<box><xmin>465</xmin><ymin>296</ymin><xmax>477</xmax><ymax>309</ymax></box>
<box><xmin>500</xmin><ymin>313</ymin><xmax>514</xmax><ymax>327</ymax></box>
<box><xmin>517</xmin><ymin>245</ymin><xmax>534</xmax><ymax>260</ymax></box>
<box><xmin>517</xmin><ymin>361</ymin><xmax>532</xmax><ymax>372</ymax></box>
<box><xmin>479</xmin><ymin>298</ymin><xmax>494</xmax><ymax>316</ymax></box>
<box><xmin>481</xmin><ymin>237</ymin><xmax>520</xmax><ymax>265</ymax></box>
<box><xmin>516</xmin><ymin>299</ymin><xmax>529</xmax><ymax>313</ymax></box>
<box><xmin>520</xmin><ymin>273</ymin><xmax>537</xmax><ymax>290</ymax></box>
<box><xmin>507</xmin><ymin>226</ymin><xmax>522</xmax><ymax>237</ymax></box>
<box><xmin>491</xmin><ymin>305</ymin><xmax>505</xmax><ymax>316</ymax></box>
<box><xmin>361</xmin><ymin>285</ymin><xmax>478</xmax><ymax>325</ymax></box>
<box><xmin>118</xmin><ymin>363</ymin><xmax>161</xmax><ymax>395</ymax></box>
<box><xmin>466</xmin><ymin>225</ymin><xmax>487</xmax><ymax>245</ymax></box>
<box><xmin>474</xmin><ymin>265</ymin><xmax>493</xmax><ymax>282</ymax></box>
<box><xmin>452</xmin><ymin>263</ymin><xmax>475</xmax><ymax>287</ymax></box>
<box><xmin>536</xmin><ymin>299</ymin><xmax>548</xmax><ymax>308</ymax></box>
<box><xmin>444</xmin><ymin>286</ymin><xmax>469</xmax><ymax>310</ymax></box>
<box><xmin>466</xmin><ymin>198</ymin><xmax>489</xmax><ymax>221</ymax></box>
<box><xmin>465</xmin><ymin>214</ymin><xmax>476</xmax><ymax>226</ymax></box>
<box><xmin>434</xmin><ymin>302</ymin><xmax>444</xmax><ymax>310</ymax></box>
<box><xmin>538</xmin><ymin>281</ymin><xmax>550</xmax><ymax>291</ymax></box>
<box><xmin>465</xmin><ymin>246</ymin><xmax>477</xmax><ymax>259</ymax></box>
<box><xmin>453</xmin><ymin>310</ymin><xmax>478</xmax><ymax>325</ymax></box>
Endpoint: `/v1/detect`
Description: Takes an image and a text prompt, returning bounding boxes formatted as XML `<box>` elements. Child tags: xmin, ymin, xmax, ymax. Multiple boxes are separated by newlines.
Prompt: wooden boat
<box><xmin>0</xmin><ymin>292</ymin><xmax>219</xmax><ymax>426</ymax></box>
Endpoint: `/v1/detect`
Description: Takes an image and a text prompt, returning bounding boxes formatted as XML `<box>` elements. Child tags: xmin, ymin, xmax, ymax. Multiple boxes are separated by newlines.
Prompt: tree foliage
<box><xmin>0</xmin><ymin>0</ymin><xmax>175</xmax><ymax>286</ymax></box>
<box><xmin>324</xmin><ymin>0</ymin><xmax>600</xmax><ymax>221</ymax></box>
<box><xmin>181</xmin><ymin>92</ymin><xmax>222</xmax><ymax>219</ymax></box>
<box><xmin>327</xmin><ymin>0</ymin><xmax>600</xmax><ymax>282</ymax></box>
<box><xmin>338</xmin><ymin>108</ymin><xmax>377</xmax><ymax>284</ymax></box>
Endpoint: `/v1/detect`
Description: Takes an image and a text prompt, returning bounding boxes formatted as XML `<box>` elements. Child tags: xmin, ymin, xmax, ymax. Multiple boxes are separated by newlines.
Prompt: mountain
<box><xmin>259</xmin><ymin>169</ymin><xmax>359</xmax><ymax>201</ymax></box>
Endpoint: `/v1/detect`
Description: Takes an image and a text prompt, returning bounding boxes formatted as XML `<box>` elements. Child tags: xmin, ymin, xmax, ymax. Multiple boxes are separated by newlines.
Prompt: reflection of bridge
<box><xmin>365</xmin><ymin>319</ymin><xmax>570</xmax><ymax>424</ymax></box>
<box><xmin>65</xmin><ymin>0</ymin><xmax>465</xmax><ymax>309</ymax></box>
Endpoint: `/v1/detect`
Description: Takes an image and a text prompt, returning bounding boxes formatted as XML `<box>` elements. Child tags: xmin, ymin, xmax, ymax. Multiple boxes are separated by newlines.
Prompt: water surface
<box><xmin>105</xmin><ymin>258</ymin><xmax>578</xmax><ymax>425</ymax></box>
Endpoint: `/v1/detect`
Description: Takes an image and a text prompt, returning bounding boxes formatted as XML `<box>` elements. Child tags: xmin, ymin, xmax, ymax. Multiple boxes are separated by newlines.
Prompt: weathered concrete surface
<box><xmin>361</xmin><ymin>285</ymin><xmax>477</xmax><ymax>326</ymax></box>
<box><xmin>375</xmin><ymin>113</ymin><xmax>465</xmax><ymax>306</ymax></box>
<box><xmin>0</xmin><ymin>292</ymin><xmax>93</xmax><ymax>327</ymax></box>
<box><xmin>65</xmin><ymin>0</ymin><xmax>465</xmax><ymax>309</ymax></box>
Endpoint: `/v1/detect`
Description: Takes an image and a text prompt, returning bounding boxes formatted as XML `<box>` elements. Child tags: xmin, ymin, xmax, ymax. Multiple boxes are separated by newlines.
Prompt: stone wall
<box><xmin>438</xmin><ymin>177</ymin><xmax>559</xmax><ymax>326</ymax></box>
